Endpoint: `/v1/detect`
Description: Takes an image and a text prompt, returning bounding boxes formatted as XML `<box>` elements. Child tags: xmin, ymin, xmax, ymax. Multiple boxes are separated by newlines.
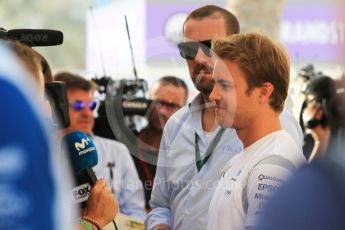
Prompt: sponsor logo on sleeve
<box><xmin>258</xmin><ymin>183</ymin><xmax>278</xmax><ymax>192</ymax></box>
<box><xmin>254</xmin><ymin>192</ymin><xmax>269</xmax><ymax>200</ymax></box>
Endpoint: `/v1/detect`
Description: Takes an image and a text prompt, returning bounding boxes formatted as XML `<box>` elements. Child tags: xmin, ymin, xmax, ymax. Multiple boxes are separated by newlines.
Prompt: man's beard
<box><xmin>192</xmin><ymin>64</ymin><xmax>214</xmax><ymax>95</ymax></box>
<box><xmin>195</xmin><ymin>79</ymin><xmax>214</xmax><ymax>95</ymax></box>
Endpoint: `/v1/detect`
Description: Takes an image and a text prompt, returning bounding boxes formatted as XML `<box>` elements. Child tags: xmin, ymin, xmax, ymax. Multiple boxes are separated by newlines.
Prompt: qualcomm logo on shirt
<box><xmin>258</xmin><ymin>174</ymin><xmax>284</xmax><ymax>183</ymax></box>
<box><xmin>74</xmin><ymin>137</ymin><xmax>96</xmax><ymax>156</ymax></box>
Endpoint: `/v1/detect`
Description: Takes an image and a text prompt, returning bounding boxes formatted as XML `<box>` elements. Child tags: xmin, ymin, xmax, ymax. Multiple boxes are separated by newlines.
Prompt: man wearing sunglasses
<box><xmin>146</xmin><ymin>4</ymin><xmax>304</xmax><ymax>230</ymax></box>
<box><xmin>138</xmin><ymin>76</ymin><xmax>188</xmax><ymax>151</ymax></box>
<box><xmin>133</xmin><ymin>76</ymin><xmax>188</xmax><ymax>210</ymax></box>
<box><xmin>55</xmin><ymin>72</ymin><xmax>147</xmax><ymax>222</ymax></box>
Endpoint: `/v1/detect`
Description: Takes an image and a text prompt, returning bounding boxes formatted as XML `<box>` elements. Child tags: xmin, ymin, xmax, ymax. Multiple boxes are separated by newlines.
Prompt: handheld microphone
<box><xmin>62</xmin><ymin>131</ymin><xmax>98</xmax><ymax>205</ymax></box>
<box><xmin>3</xmin><ymin>28</ymin><xmax>63</xmax><ymax>46</ymax></box>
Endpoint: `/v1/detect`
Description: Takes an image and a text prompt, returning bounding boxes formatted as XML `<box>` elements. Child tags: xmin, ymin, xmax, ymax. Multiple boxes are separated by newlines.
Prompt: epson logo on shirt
<box><xmin>257</xmin><ymin>183</ymin><xmax>278</xmax><ymax>192</ymax></box>
<box><xmin>72</xmin><ymin>183</ymin><xmax>91</xmax><ymax>203</ymax></box>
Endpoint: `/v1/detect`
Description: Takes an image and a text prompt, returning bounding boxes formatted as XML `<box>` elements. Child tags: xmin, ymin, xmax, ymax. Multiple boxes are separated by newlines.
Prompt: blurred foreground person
<box><xmin>0</xmin><ymin>40</ymin><xmax>117</xmax><ymax>229</ymax></box>
<box><xmin>0</xmin><ymin>39</ymin><xmax>74</xmax><ymax>229</ymax></box>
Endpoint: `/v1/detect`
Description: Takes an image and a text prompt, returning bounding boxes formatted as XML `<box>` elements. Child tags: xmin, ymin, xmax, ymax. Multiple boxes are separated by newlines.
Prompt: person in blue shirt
<box><xmin>0</xmin><ymin>39</ymin><xmax>118</xmax><ymax>230</ymax></box>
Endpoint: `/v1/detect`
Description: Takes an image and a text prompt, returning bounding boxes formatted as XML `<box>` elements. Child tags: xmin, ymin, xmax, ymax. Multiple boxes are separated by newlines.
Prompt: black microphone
<box><xmin>6</xmin><ymin>29</ymin><xmax>63</xmax><ymax>46</ymax></box>
<box><xmin>62</xmin><ymin>131</ymin><xmax>98</xmax><ymax>206</ymax></box>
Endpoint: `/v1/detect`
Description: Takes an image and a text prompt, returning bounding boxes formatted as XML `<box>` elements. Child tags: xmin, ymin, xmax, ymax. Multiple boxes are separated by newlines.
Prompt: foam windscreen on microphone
<box><xmin>7</xmin><ymin>29</ymin><xmax>63</xmax><ymax>46</ymax></box>
<box><xmin>62</xmin><ymin>131</ymin><xmax>98</xmax><ymax>175</ymax></box>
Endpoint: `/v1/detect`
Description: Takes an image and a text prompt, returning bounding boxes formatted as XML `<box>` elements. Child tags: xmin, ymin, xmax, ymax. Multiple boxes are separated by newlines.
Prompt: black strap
<box><xmin>195</xmin><ymin>128</ymin><xmax>226</xmax><ymax>171</ymax></box>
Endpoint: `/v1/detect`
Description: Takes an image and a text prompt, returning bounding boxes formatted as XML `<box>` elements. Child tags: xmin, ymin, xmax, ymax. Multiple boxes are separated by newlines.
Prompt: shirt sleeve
<box><xmin>245</xmin><ymin>164</ymin><xmax>292</xmax><ymax>228</ymax></box>
<box><xmin>116</xmin><ymin>143</ymin><xmax>147</xmax><ymax>221</ymax></box>
<box><xmin>145</xmin><ymin>126</ymin><xmax>173</xmax><ymax>229</ymax></box>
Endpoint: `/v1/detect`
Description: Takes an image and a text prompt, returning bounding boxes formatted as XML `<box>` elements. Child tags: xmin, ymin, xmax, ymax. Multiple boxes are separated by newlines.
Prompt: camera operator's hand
<box><xmin>303</xmin><ymin>100</ymin><xmax>323</xmax><ymax>122</ymax></box>
<box><xmin>82</xmin><ymin>178</ymin><xmax>118</xmax><ymax>227</ymax></box>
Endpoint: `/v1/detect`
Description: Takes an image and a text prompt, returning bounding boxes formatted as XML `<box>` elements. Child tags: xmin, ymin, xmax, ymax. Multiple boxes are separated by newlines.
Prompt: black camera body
<box><xmin>45</xmin><ymin>82</ymin><xmax>70</xmax><ymax>128</ymax></box>
<box><xmin>92</xmin><ymin>77</ymin><xmax>152</xmax><ymax>138</ymax></box>
<box><xmin>92</xmin><ymin>77</ymin><xmax>156</xmax><ymax>161</ymax></box>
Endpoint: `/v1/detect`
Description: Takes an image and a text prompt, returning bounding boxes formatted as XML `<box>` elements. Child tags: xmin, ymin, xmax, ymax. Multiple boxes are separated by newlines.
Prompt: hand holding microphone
<box><xmin>82</xmin><ymin>178</ymin><xmax>119</xmax><ymax>228</ymax></box>
<box><xmin>62</xmin><ymin>131</ymin><xmax>119</xmax><ymax>229</ymax></box>
<box><xmin>62</xmin><ymin>131</ymin><xmax>98</xmax><ymax>206</ymax></box>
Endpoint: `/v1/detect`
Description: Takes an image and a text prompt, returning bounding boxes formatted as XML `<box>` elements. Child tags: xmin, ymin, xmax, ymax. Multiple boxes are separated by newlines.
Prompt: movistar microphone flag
<box><xmin>62</xmin><ymin>131</ymin><xmax>98</xmax><ymax>175</ymax></box>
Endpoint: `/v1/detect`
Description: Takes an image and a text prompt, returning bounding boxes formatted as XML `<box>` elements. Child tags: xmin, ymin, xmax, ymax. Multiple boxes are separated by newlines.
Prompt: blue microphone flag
<box><xmin>62</xmin><ymin>131</ymin><xmax>98</xmax><ymax>175</ymax></box>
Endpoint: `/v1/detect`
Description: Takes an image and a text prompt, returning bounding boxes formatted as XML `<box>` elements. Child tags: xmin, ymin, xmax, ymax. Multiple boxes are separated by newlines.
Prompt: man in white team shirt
<box><xmin>207</xmin><ymin>33</ymin><xmax>306</xmax><ymax>229</ymax></box>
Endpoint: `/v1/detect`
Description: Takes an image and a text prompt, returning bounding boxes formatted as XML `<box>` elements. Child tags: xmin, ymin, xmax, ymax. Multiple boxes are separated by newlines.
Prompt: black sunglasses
<box><xmin>177</xmin><ymin>40</ymin><xmax>212</xmax><ymax>59</ymax></box>
<box><xmin>69</xmin><ymin>100</ymin><xmax>98</xmax><ymax>112</ymax></box>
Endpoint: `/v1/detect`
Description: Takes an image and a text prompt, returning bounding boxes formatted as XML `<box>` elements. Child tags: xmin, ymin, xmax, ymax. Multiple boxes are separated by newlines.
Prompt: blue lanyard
<box><xmin>195</xmin><ymin>128</ymin><xmax>226</xmax><ymax>172</ymax></box>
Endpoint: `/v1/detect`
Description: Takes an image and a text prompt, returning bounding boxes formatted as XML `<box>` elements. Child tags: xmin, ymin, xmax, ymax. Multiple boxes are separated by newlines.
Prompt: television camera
<box><xmin>92</xmin><ymin>76</ymin><xmax>156</xmax><ymax>161</ymax></box>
